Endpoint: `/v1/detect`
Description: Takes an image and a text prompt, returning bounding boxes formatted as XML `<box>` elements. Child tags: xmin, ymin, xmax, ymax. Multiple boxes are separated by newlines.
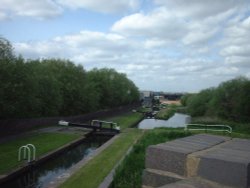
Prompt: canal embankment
<box><xmin>0</xmin><ymin>111</ymin><xmax>144</xmax><ymax>188</ymax></box>
<box><xmin>59</xmin><ymin>129</ymin><xmax>144</xmax><ymax>188</ymax></box>
<box><xmin>0</xmin><ymin>129</ymin><xmax>88</xmax><ymax>186</ymax></box>
<box><xmin>58</xmin><ymin>112</ymin><xmax>144</xmax><ymax>188</ymax></box>
<box><xmin>0</xmin><ymin>131</ymin><xmax>114</xmax><ymax>188</ymax></box>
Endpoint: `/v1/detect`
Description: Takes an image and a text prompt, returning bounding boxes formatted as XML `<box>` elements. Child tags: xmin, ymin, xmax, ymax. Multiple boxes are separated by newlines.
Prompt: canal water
<box><xmin>2</xmin><ymin>135</ymin><xmax>111</xmax><ymax>188</ymax></box>
<box><xmin>138</xmin><ymin>113</ymin><xmax>191</xmax><ymax>129</ymax></box>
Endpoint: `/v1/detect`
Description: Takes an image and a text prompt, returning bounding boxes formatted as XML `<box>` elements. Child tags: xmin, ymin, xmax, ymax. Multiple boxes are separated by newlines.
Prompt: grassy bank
<box><xmin>136</xmin><ymin>107</ymin><xmax>151</xmax><ymax>113</ymax></box>
<box><xmin>155</xmin><ymin>104</ymin><xmax>182</xmax><ymax>120</ymax></box>
<box><xmin>60</xmin><ymin>112</ymin><xmax>144</xmax><ymax>188</ymax></box>
<box><xmin>60</xmin><ymin>129</ymin><xmax>143</xmax><ymax>188</ymax></box>
<box><xmin>0</xmin><ymin>132</ymin><xmax>80</xmax><ymax>174</ymax></box>
<box><xmin>105</xmin><ymin>112</ymin><xmax>144</xmax><ymax>130</ymax></box>
<box><xmin>0</xmin><ymin>112</ymin><xmax>143</xmax><ymax>177</ymax></box>
<box><xmin>110</xmin><ymin>129</ymin><xmax>191</xmax><ymax>188</ymax></box>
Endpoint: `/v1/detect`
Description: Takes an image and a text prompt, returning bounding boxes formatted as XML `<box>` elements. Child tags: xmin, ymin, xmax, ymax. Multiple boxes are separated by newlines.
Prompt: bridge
<box><xmin>59</xmin><ymin>120</ymin><xmax>120</xmax><ymax>134</ymax></box>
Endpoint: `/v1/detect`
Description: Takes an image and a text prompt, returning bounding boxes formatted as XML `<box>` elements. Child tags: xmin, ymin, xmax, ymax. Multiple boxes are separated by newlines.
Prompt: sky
<box><xmin>0</xmin><ymin>0</ymin><xmax>250</xmax><ymax>92</ymax></box>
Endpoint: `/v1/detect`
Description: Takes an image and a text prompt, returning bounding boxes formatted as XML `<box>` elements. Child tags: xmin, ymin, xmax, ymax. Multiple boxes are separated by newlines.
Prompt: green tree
<box><xmin>185</xmin><ymin>76</ymin><xmax>250</xmax><ymax>122</ymax></box>
<box><xmin>180</xmin><ymin>94</ymin><xmax>192</xmax><ymax>106</ymax></box>
<box><xmin>87</xmin><ymin>68</ymin><xmax>139</xmax><ymax>109</ymax></box>
<box><xmin>187</xmin><ymin>88</ymin><xmax>215</xmax><ymax>116</ymax></box>
<box><xmin>40</xmin><ymin>59</ymin><xmax>87</xmax><ymax>116</ymax></box>
<box><xmin>0</xmin><ymin>38</ymin><xmax>140</xmax><ymax>119</ymax></box>
<box><xmin>210</xmin><ymin>77</ymin><xmax>250</xmax><ymax>121</ymax></box>
<box><xmin>0</xmin><ymin>37</ymin><xmax>14</xmax><ymax>60</ymax></box>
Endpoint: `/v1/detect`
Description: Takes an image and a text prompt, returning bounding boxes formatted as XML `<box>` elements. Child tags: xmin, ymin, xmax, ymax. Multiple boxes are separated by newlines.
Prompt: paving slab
<box><xmin>179</xmin><ymin>134</ymin><xmax>230</xmax><ymax>146</ymax></box>
<box><xmin>144</xmin><ymin>134</ymin><xmax>250</xmax><ymax>188</ymax></box>
<box><xmin>143</xmin><ymin>168</ymin><xmax>185</xmax><ymax>187</ymax></box>
<box><xmin>145</xmin><ymin>134</ymin><xmax>229</xmax><ymax>176</ymax></box>
<box><xmin>198</xmin><ymin>138</ymin><xmax>250</xmax><ymax>188</ymax></box>
<box><xmin>158</xmin><ymin>177</ymin><xmax>235</xmax><ymax>188</ymax></box>
<box><xmin>221</xmin><ymin>138</ymin><xmax>250</xmax><ymax>152</ymax></box>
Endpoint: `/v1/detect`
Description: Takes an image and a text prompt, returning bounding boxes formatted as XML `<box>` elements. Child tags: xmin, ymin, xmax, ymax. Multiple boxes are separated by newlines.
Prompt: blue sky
<box><xmin>0</xmin><ymin>0</ymin><xmax>250</xmax><ymax>92</ymax></box>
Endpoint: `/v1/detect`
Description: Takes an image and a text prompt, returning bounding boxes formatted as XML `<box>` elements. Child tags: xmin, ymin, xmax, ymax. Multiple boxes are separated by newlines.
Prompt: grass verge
<box><xmin>60</xmin><ymin>128</ymin><xmax>144</xmax><ymax>188</ymax></box>
<box><xmin>110</xmin><ymin>129</ymin><xmax>191</xmax><ymax>188</ymax></box>
<box><xmin>0</xmin><ymin>132</ymin><xmax>80</xmax><ymax>174</ymax></box>
<box><xmin>155</xmin><ymin>105</ymin><xmax>178</xmax><ymax>120</ymax></box>
<box><xmin>105</xmin><ymin>112</ymin><xmax>144</xmax><ymax>130</ymax></box>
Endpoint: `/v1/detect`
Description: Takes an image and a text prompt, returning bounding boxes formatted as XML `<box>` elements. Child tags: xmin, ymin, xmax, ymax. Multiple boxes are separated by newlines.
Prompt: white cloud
<box><xmin>246</xmin><ymin>72</ymin><xmax>250</xmax><ymax>79</ymax></box>
<box><xmin>56</xmin><ymin>0</ymin><xmax>139</xmax><ymax>14</ymax></box>
<box><xmin>213</xmin><ymin>66</ymin><xmax>239</xmax><ymax>76</ymax></box>
<box><xmin>164</xmin><ymin>58</ymin><xmax>215</xmax><ymax>76</ymax></box>
<box><xmin>221</xmin><ymin>45</ymin><xmax>250</xmax><ymax>57</ymax></box>
<box><xmin>0</xmin><ymin>0</ymin><xmax>62</xmax><ymax>20</ymax></box>
<box><xmin>0</xmin><ymin>11</ymin><xmax>8</xmax><ymax>21</ymax></box>
<box><xmin>126</xmin><ymin>64</ymin><xmax>149</xmax><ymax>71</ymax></box>
<box><xmin>144</xmin><ymin>38</ymin><xmax>168</xmax><ymax>49</ymax></box>
<box><xmin>226</xmin><ymin>17</ymin><xmax>250</xmax><ymax>43</ymax></box>
<box><xmin>15</xmin><ymin>41</ymin><xmax>67</xmax><ymax>59</ymax></box>
<box><xmin>54</xmin><ymin>31</ymin><xmax>130</xmax><ymax>51</ymax></box>
<box><xmin>0</xmin><ymin>0</ymin><xmax>140</xmax><ymax>21</ymax></box>
<box><xmin>154</xmin><ymin>0</ymin><xmax>247</xmax><ymax>19</ymax></box>
<box><xmin>220</xmin><ymin>16</ymin><xmax>250</xmax><ymax>67</ymax></box>
<box><xmin>225</xmin><ymin>56</ymin><xmax>250</xmax><ymax>67</ymax></box>
<box><xmin>242</xmin><ymin>16</ymin><xmax>250</xmax><ymax>29</ymax></box>
<box><xmin>111</xmin><ymin>5</ymin><xmax>235</xmax><ymax>50</ymax></box>
<box><xmin>8</xmin><ymin>1</ymin><xmax>250</xmax><ymax>92</ymax></box>
<box><xmin>181</xmin><ymin>8</ymin><xmax>239</xmax><ymax>48</ymax></box>
<box><xmin>111</xmin><ymin>8</ymin><xmax>187</xmax><ymax>41</ymax></box>
<box><xmin>14</xmin><ymin>30</ymin><xmax>136</xmax><ymax>67</ymax></box>
<box><xmin>183</xmin><ymin>25</ymin><xmax>218</xmax><ymax>46</ymax></box>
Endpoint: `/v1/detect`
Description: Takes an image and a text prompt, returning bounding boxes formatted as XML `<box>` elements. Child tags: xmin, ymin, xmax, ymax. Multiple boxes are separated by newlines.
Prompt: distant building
<box><xmin>163</xmin><ymin>93</ymin><xmax>184</xmax><ymax>100</ymax></box>
<box><xmin>154</xmin><ymin>95</ymin><xmax>164</xmax><ymax>100</ymax></box>
<box><xmin>140</xmin><ymin>91</ymin><xmax>153</xmax><ymax>107</ymax></box>
<box><xmin>141</xmin><ymin>91</ymin><xmax>152</xmax><ymax>98</ymax></box>
<box><xmin>140</xmin><ymin>91</ymin><xmax>186</xmax><ymax>107</ymax></box>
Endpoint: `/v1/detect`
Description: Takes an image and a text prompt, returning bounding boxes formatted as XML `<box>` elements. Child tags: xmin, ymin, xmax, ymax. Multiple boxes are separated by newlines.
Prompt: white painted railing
<box><xmin>185</xmin><ymin>124</ymin><xmax>232</xmax><ymax>134</ymax></box>
<box><xmin>18</xmin><ymin>144</ymin><xmax>36</xmax><ymax>163</ymax></box>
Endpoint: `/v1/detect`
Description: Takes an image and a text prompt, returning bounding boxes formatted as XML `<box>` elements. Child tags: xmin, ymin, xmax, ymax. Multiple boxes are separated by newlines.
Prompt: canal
<box><xmin>2</xmin><ymin>135</ymin><xmax>111</xmax><ymax>188</ymax></box>
<box><xmin>138</xmin><ymin>113</ymin><xmax>191</xmax><ymax>129</ymax></box>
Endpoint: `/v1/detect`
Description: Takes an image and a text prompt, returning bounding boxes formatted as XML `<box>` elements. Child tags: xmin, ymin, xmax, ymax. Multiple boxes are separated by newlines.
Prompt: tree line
<box><xmin>0</xmin><ymin>37</ymin><xmax>139</xmax><ymax>119</ymax></box>
<box><xmin>181</xmin><ymin>77</ymin><xmax>250</xmax><ymax>122</ymax></box>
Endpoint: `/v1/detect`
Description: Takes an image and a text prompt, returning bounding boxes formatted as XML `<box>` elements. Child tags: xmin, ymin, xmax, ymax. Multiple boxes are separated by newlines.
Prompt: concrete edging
<box><xmin>98</xmin><ymin>130</ymin><xmax>145</xmax><ymax>188</ymax></box>
<box><xmin>98</xmin><ymin>144</ymin><xmax>133</xmax><ymax>188</ymax></box>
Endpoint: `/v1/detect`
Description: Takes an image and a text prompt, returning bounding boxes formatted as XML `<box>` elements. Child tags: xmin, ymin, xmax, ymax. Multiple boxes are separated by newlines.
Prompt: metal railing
<box><xmin>18</xmin><ymin>144</ymin><xmax>36</xmax><ymax>163</ymax></box>
<box><xmin>185</xmin><ymin>124</ymin><xmax>232</xmax><ymax>134</ymax></box>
